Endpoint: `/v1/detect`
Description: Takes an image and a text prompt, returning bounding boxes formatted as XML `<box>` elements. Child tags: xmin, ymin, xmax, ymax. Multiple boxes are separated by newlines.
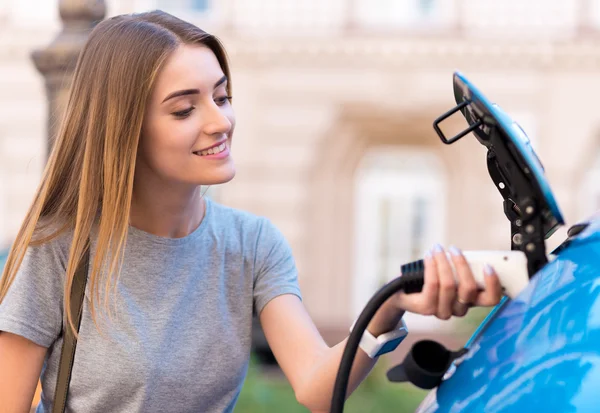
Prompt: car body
<box><xmin>415</xmin><ymin>214</ymin><xmax>600</xmax><ymax>412</ymax></box>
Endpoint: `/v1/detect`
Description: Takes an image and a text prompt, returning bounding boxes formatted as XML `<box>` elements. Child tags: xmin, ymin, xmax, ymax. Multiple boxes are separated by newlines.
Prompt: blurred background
<box><xmin>1</xmin><ymin>0</ymin><xmax>600</xmax><ymax>411</ymax></box>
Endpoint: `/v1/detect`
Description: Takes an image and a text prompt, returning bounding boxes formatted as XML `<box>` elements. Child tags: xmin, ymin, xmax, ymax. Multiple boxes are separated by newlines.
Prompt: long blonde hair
<box><xmin>0</xmin><ymin>10</ymin><xmax>231</xmax><ymax>337</ymax></box>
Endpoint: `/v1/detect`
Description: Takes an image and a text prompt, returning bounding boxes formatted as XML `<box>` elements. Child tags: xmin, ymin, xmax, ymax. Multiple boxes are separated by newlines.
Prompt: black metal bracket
<box><xmin>433</xmin><ymin>100</ymin><xmax>548</xmax><ymax>278</ymax></box>
<box><xmin>486</xmin><ymin>134</ymin><xmax>548</xmax><ymax>277</ymax></box>
<box><xmin>502</xmin><ymin>197</ymin><xmax>548</xmax><ymax>277</ymax></box>
<box><xmin>433</xmin><ymin>100</ymin><xmax>483</xmax><ymax>145</ymax></box>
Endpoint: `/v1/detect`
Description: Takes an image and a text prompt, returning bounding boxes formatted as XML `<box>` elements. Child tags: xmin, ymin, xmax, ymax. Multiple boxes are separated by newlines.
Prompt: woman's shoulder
<box><xmin>206</xmin><ymin>200</ymin><xmax>291</xmax><ymax>266</ymax></box>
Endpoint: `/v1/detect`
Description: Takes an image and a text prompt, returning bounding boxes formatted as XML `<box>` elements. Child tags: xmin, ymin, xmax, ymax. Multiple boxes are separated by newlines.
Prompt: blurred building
<box><xmin>1</xmin><ymin>0</ymin><xmax>600</xmax><ymax>340</ymax></box>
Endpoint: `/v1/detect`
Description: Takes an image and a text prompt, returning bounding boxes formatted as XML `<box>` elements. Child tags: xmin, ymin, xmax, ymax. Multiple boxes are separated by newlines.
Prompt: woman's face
<box><xmin>138</xmin><ymin>44</ymin><xmax>235</xmax><ymax>188</ymax></box>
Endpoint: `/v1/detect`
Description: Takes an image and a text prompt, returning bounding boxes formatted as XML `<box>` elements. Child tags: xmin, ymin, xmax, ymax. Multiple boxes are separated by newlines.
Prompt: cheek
<box><xmin>144</xmin><ymin>117</ymin><xmax>196</xmax><ymax>151</ymax></box>
<box><xmin>139</xmin><ymin>118</ymin><xmax>197</xmax><ymax>169</ymax></box>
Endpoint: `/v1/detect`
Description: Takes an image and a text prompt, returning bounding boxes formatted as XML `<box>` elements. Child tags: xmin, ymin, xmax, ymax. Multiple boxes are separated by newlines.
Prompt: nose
<box><xmin>203</xmin><ymin>102</ymin><xmax>233</xmax><ymax>136</ymax></box>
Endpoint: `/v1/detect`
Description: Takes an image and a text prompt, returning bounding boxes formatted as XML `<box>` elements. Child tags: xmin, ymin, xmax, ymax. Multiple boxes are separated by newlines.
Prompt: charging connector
<box><xmin>331</xmin><ymin>250</ymin><xmax>533</xmax><ymax>413</ymax></box>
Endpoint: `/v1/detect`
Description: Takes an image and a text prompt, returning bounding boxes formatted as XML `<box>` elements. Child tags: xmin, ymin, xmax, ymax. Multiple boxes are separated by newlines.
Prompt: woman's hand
<box><xmin>393</xmin><ymin>244</ymin><xmax>503</xmax><ymax>319</ymax></box>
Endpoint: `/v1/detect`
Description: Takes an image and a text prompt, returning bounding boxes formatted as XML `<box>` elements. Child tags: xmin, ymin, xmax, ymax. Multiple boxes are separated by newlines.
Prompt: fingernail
<box><xmin>432</xmin><ymin>243</ymin><xmax>444</xmax><ymax>254</ymax></box>
<box><xmin>424</xmin><ymin>250</ymin><xmax>432</xmax><ymax>260</ymax></box>
<box><xmin>448</xmin><ymin>245</ymin><xmax>462</xmax><ymax>256</ymax></box>
<box><xmin>484</xmin><ymin>264</ymin><xmax>495</xmax><ymax>276</ymax></box>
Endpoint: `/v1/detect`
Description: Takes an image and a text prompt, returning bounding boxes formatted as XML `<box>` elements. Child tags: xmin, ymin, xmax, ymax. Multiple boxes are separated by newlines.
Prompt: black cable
<box><xmin>330</xmin><ymin>270</ymin><xmax>425</xmax><ymax>413</ymax></box>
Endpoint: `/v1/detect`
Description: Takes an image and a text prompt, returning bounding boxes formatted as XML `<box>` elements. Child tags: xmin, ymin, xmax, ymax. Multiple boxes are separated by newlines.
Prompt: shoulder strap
<box><xmin>52</xmin><ymin>247</ymin><xmax>90</xmax><ymax>413</ymax></box>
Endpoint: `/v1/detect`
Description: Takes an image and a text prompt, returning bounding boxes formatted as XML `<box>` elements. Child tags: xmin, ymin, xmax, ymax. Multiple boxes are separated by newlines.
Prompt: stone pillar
<box><xmin>31</xmin><ymin>0</ymin><xmax>106</xmax><ymax>158</ymax></box>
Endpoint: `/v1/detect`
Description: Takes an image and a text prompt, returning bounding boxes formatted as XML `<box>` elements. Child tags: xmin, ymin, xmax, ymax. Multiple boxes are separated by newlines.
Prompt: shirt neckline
<box><xmin>127</xmin><ymin>197</ymin><xmax>211</xmax><ymax>246</ymax></box>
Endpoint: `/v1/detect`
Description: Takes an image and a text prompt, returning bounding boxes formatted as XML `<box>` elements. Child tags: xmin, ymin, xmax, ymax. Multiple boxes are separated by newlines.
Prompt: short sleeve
<box><xmin>0</xmin><ymin>240</ymin><xmax>65</xmax><ymax>347</ymax></box>
<box><xmin>253</xmin><ymin>218</ymin><xmax>302</xmax><ymax>315</ymax></box>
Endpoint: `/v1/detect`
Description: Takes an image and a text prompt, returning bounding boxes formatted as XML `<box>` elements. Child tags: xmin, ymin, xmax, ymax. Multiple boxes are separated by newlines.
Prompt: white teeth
<box><xmin>198</xmin><ymin>143</ymin><xmax>226</xmax><ymax>156</ymax></box>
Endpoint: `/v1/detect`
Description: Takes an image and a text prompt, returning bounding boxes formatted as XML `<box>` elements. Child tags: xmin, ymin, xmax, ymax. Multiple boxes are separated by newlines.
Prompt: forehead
<box><xmin>153</xmin><ymin>44</ymin><xmax>224</xmax><ymax>94</ymax></box>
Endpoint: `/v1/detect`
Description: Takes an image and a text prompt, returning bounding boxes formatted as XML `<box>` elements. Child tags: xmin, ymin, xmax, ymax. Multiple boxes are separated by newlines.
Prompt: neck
<box><xmin>129</xmin><ymin>180</ymin><xmax>206</xmax><ymax>239</ymax></box>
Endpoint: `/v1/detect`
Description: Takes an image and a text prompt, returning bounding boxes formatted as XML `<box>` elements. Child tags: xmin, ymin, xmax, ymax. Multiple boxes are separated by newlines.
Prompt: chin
<box><xmin>199</xmin><ymin>167</ymin><xmax>236</xmax><ymax>186</ymax></box>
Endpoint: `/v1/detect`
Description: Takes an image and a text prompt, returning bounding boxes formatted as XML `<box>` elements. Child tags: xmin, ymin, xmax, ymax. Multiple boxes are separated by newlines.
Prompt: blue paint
<box><xmin>464</xmin><ymin>297</ymin><xmax>509</xmax><ymax>349</ymax></box>
<box><xmin>416</xmin><ymin>215</ymin><xmax>600</xmax><ymax>413</ymax></box>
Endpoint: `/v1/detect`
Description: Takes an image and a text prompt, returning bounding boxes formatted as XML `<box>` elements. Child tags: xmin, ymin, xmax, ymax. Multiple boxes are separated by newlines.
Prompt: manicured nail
<box><xmin>449</xmin><ymin>246</ymin><xmax>462</xmax><ymax>256</ymax></box>
<box><xmin>433</xmin><ymin>244</ymin><xmax>444</xmax><ymax>254</ymax></box>
<box><xmin>484</xmin><ymin>264</ymin><xmax>495</xmax><ymax>276</ymax></box>
<box><xmin>424</xmin><ymin>250</ymin><xmax>432</xmax><ymax>260</ymax></box>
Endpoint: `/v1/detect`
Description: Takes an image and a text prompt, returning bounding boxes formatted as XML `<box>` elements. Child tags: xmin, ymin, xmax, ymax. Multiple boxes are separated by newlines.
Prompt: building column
<box><xmin>31</xmin><ymin>0</ymin><xmax>106</xmax><ymax>158</ymax></box>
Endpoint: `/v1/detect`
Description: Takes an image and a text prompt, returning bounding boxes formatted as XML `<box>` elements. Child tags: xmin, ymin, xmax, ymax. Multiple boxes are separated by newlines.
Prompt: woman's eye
<box><xmin>172</xmin><ymin>106</ymin><xmax>195</xmax><ymax>118</ymax></box>
<box><xmin>215</xmin><ymin>95</ymin><xmax>232</xmax><ymax>106</ymax></box>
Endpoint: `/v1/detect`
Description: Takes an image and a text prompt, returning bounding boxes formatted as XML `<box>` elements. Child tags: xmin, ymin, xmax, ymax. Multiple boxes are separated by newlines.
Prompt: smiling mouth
<box><xmin>194</xmin><ymin>142</ymin><xmax>227</xmax><ymax>156</ymax></box>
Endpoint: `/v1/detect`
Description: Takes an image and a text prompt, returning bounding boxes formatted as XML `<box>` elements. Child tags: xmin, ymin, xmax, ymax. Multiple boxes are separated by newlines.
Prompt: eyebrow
<box><xmin>161</xmin><ymin>75</ymin><xmax>228</xmax><ymax>103</ymax></box>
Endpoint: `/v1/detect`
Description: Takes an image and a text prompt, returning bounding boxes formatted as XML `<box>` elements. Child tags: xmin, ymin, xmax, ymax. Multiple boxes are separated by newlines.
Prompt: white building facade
<box><xmin>1</xmin><ymin>0</ymin><xmax>600</xmax><ymax>337</ymax></box>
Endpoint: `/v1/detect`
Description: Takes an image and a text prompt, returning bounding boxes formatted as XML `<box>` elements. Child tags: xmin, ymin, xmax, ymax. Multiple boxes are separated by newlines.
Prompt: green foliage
<box><xmin>453</xmin><ymin>306</ymin><xmax>493</xmax><ymax>336</ymax></box>
<box><xmin>236</xmin><ymin>308</ymin><xmax>495</xmax><ymax>412</ymax></box>
<box><xmin>236</xmin><ymin>355</ymin><xmax>428</xmax><ymax>413</ymax></box>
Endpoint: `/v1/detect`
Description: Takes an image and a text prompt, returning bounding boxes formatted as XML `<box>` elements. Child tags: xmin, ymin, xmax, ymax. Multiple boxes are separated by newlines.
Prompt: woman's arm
<box><xmin>259</xmin><ymin>246</ymin><xmax>502</xmax><ymax>412</ymax></box>
<box><xmin>260</xmin><ymin>294</ymin><xmax>405</xmax><ymax>412</ymax></box>
<box><xmin>0</xmin><ymin>331</ymin><xmax>46</xmax><ymax>413</ymax></box>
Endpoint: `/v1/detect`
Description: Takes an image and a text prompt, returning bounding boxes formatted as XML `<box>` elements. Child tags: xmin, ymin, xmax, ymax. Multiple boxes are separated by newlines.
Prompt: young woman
<box><xmin>0</xmin><ymin>10</ymin><xmax>502</xmax><ymax>413</ymax></box>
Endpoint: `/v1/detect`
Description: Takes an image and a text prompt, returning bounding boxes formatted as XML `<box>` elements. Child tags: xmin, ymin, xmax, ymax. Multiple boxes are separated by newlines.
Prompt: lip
<box><xmin>193</xmin><ymin>141</ymin><xmax>230</xmax><ymax>160</ymax></box>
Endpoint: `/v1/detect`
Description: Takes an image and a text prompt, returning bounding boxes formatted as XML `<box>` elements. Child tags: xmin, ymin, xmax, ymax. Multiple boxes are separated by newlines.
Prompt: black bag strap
<box><xmin>52</xmin><ymin>246</ymin><xmax>90</xmax><ymax>413</ymax></box>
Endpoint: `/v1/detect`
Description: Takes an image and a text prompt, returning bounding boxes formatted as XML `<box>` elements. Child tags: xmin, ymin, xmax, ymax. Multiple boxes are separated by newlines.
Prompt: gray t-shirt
<box><xmin>0</xmin><ymin>198</ymin><xmax>302</xmax><ymax>412</ymax></box>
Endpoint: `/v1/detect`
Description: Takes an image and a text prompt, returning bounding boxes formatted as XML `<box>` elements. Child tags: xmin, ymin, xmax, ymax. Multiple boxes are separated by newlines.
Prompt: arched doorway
<box><xmin>304</xmin><ymin>104</ymin><xmax>474</xmax><ymax>333</ymax></box>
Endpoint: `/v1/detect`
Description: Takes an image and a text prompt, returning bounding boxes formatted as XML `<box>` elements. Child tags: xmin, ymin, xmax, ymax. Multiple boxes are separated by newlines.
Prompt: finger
<box><xmin>474</xmin><ymin>264</ymin><xmax>503</xmax><ymax>306</ymax></box>
<box><xmin>432</xmin><ymin>244</ymin><xmax>456</xmax><ymax>320</ymax></box>
<box><xmin>449</xmin><ymin>245</ymin><xmax>479</xmax><ymax>307</ymax></box>
<box><xmin>451</xmin><ymin>300</ymin><xmax>470</xmax><ymax>317</ymax></box>
<box><xmin>420</xmin><ymin>249</ymin><xmax>439</xmax><ymax>316</ymax></box>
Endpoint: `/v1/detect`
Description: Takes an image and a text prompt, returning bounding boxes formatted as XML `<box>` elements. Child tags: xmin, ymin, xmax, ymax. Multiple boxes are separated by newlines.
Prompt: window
<box><xmin>148</xmin><ymin>0</ymin><xmax>214</xmax><ymax>29</ymax></box>
<box><xmin>191</xmin><ymin>0</ymin><xmax>209</xmax><ymax>10</ymax></box>
<box><xmin>461</xmin><ymin>0</ymin><xmax>578</xmax><ymax>38</ymax></box>
<box><xmin>353</xmin><ymin>0</ymin><xmax>457</xmax><ymax>30</ymax></box>
<box><xmin>156</xmin><ymin>0</ymin><xmax>210</xmax><ymax>12</ymax></box>
<box><xmin>152</xmin><ymin>0</ymin><xmax>211</xmax><ymax>19</ymax></box>
<box><xmin>375</xmin><ymin>195</ymin><xmax>431</xmax><ymax>287</ymax></box>
<box><xmin>230</xmin><ymin>0</ymin><xmax>346</xmax><ymax>35</ymax></box>
<box><xmin>352</xmin><ymin>147</ymin><xmax>447</xmax><ymax>318</ymax></box>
